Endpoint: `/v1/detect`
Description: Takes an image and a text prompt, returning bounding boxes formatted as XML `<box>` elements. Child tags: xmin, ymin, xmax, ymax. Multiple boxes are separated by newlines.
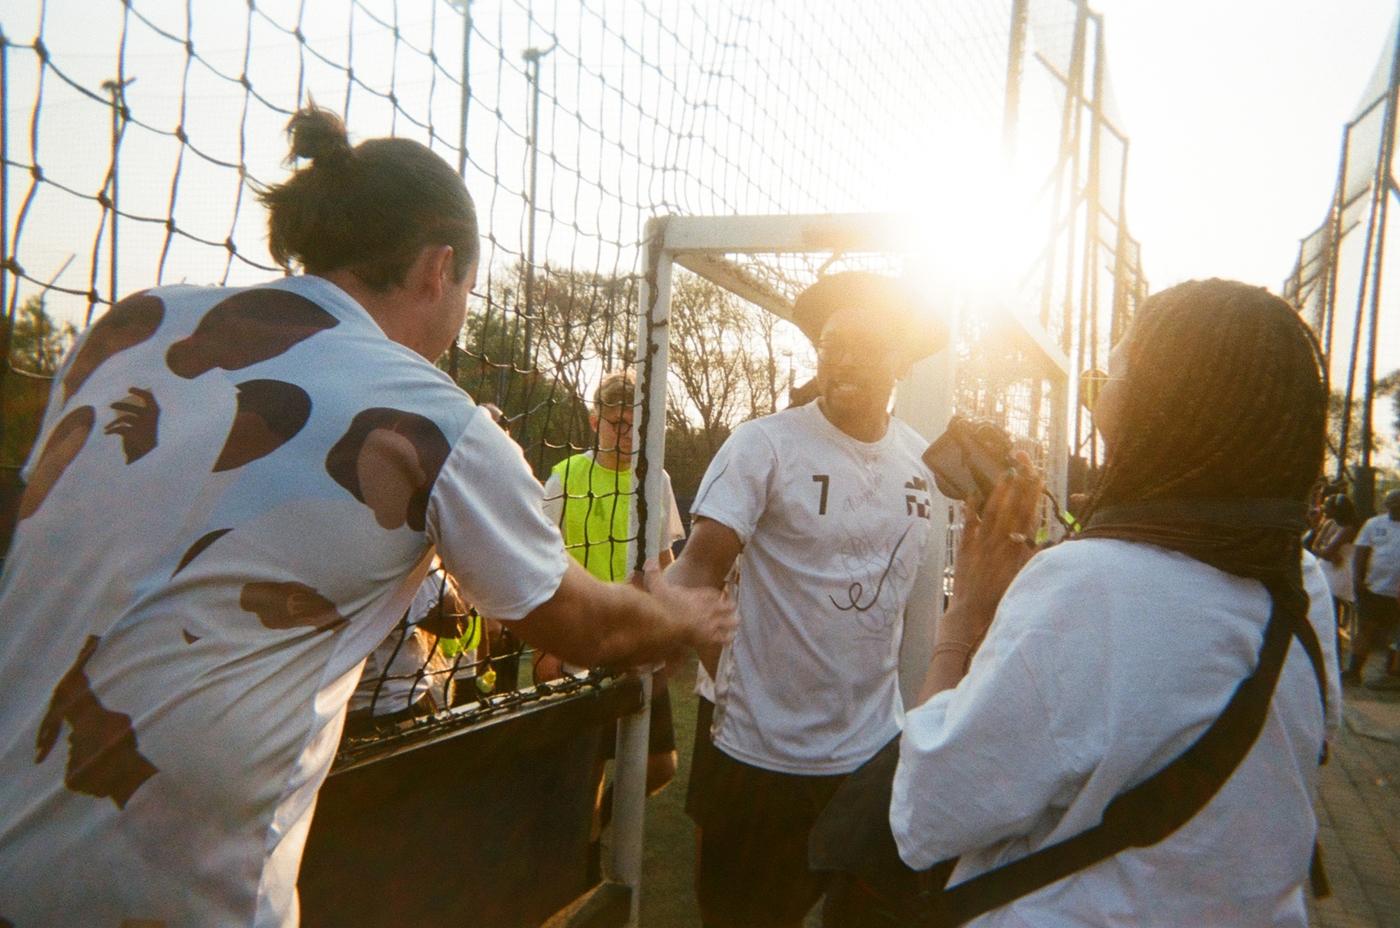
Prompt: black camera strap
<box><xmin>916</xmin><ymin>578</ymin><xmax>1327</xmax><ymax>927</ymax></box>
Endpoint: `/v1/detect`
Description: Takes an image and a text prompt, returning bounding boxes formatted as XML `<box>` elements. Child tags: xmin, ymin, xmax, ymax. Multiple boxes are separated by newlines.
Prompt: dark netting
<box><xmin>1</xmin><ymin>0</ymin><xmax>1146</xmax><ymax>772</ymax></box>
<box><xmin>1286</xmin><ymin>10</ymin><xmax>1400</xmax><ymax>492</ymax></box>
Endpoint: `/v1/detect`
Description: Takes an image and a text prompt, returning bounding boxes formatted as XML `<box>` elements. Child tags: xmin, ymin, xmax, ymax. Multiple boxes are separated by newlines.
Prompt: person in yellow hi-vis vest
<box><xmin>538</xmin><ymin>370</ymin><xmax>687</xmax><ymax>877</ymax></box>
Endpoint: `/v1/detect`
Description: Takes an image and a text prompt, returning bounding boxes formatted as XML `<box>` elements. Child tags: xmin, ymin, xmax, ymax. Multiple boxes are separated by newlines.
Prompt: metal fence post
<box><xmin>612</xmin><ymin>215</ymin><xmax>673</xmax><ymax>925</ymax></box>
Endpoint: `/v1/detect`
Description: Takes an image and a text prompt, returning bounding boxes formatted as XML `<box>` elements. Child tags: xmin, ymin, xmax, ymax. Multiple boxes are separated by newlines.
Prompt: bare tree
<box><xmin>667</xmin><ymin>274</ymin><xmax>784</xmax><ymax>456</ymax></box>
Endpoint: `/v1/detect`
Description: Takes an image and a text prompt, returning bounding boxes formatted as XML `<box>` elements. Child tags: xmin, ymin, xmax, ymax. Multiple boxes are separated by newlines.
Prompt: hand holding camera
<box><xmin>923</xmin><ymin>417</ymin><xmax>1044</xmax><ymax>645</ymax></box>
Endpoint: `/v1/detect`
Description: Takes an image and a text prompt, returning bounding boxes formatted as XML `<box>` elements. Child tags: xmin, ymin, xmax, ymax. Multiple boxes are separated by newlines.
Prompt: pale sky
<box><xmin>1092</xmin><ymin>0</ymin><xmax>1400</xmax><ymax>465</ymax></box>
<box><xmin>7</xmin><ymin>0</ymin><xmax>1398</xmax><ymax>460</ymax></box>
<box><xmin>1092</xmin><ymin>0</ymin><xmax>1395</xmax><ymax>294</ymax></box>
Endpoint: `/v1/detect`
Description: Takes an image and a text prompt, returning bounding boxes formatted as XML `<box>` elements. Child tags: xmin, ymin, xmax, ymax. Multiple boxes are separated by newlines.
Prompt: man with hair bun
<box><xmin>666</xmin><ymin>271</ymin><xmax>946</xmax><ymax>928</ymax></box>
<box><xmin>0</xmin><ymin>106</ymin><xmax>735</xmax><ymax>927</ymax></box>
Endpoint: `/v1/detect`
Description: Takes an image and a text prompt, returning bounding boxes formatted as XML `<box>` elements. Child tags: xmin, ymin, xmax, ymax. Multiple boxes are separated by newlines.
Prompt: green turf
<box><xmin>636</xmin><ymin>655</ymin><xmax>703</xmax><ymax>928</ymax></box>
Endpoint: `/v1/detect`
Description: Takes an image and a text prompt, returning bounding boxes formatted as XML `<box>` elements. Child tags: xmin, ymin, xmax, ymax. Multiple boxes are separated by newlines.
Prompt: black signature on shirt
<box><xmin>829</xmin><ymin>523</ymin><xmax>914</xmax><ymax>613</ymax></box>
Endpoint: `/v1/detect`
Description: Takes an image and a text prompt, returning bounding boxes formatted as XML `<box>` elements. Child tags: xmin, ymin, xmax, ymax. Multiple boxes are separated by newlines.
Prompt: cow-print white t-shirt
<box><xmin>0</xmin><ymin>275</ymin><xmax>567</xmax><ymax>927</ymax></box>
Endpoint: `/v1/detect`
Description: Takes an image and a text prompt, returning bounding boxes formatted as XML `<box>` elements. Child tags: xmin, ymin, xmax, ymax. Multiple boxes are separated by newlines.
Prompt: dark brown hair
<box><xmin>258</xmin><ymin>106</ymin><xmax>479</xmax><ymax>291</ymax></box>
<box><xmin>1081</xmin><ymin>279</ymin><xmax>1326</xmax><ymax>588</ymax></box>
<box><xmin>1090</xmin><ymin>279</ymin><xmax>1325</xmax><ymax>512</ymax></box>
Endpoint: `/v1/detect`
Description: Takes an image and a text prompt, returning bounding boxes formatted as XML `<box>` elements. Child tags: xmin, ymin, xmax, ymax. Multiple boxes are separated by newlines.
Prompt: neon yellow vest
<box><xmin>552</xmin><ymin>453</ymin><xmax>634</xmax><ymax>582</ymax></box>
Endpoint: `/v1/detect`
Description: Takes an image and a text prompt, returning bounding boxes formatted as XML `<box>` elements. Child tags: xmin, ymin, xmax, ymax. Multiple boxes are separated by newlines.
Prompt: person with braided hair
<box><xmin>876</xmin><ymin>279</ymin><xmax>1341</xmax><ymax>927</ymax></box>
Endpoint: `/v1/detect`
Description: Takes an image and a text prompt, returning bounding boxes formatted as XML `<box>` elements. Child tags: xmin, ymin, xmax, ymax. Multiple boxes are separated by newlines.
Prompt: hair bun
<box><xmin>286</xmin><ymin>105</ymin><xmax>352</xmax><ymax>164</ymax></box>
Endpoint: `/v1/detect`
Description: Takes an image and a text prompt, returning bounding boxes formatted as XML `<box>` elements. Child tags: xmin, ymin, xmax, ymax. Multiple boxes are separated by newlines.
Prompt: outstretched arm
<box><xmin>512</xmin><ymin>558</ymin><xmax>735</xmax><ymax>670</ymax></box>
<box><xmin>664</xmin><ymin>516</ymin><xmax>744</xmax><ymax>676</ymax></box>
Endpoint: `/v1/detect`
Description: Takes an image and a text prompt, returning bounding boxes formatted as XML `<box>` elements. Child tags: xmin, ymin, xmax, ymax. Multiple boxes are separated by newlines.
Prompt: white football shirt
<box><xmin>692</xmin><ymin>402</ymin><xmax>936</xmax><ymax>775</ymax></box>
<box><xmin>0</xmin><ymin>275</ymin><xmax>568</xmax><ymax>927</ymax></box>
<box><xmin>1356</xmin><ymin>513</ymin><xmax>1400</xmax><ymax>596</ymax></box>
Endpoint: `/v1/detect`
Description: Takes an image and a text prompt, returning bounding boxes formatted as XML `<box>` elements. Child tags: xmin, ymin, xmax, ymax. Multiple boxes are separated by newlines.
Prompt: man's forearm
<box><xmin>663</xmin><ymin>551</ymin><xmax>727</xmax><ymax>676</ymax></box>
<box><xmin>586</xmin><ymin>580</ymin><xmax>690</xmax><ymax>668</ymax></box>
<box><xmin>515</xmin><ymin>562</ymin><xmax>690</xmax><ymax>670</ymax></box>
<box><xmin>663</xmin><ymin>551</ymin><xmax>724</xmax><ymax>592</ymax></box>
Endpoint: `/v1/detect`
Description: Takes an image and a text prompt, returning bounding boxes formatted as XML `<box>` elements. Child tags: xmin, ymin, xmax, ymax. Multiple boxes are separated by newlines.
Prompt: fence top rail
<box><xmin>650</xmin><ymin>212</ymin><xmax>1072</xmax><ymax>379</ymax></box>
<box><xmin>653</xmin><ymin>212</ymin><xmax>933</xmax><ymax>257</ymax></box>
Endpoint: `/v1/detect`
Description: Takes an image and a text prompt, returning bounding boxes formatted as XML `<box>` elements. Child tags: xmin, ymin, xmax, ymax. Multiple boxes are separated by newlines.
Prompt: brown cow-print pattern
<box><xmin>35</xmin><ymin>636</ymin><xmax>158</xmax><ymax>809</ymax></box>
<box><xmin>171</xmin><ymin>528</ymin><xmax>233</xmax><ymax>577</ymax></box>
<box><xmin>324</xmin><ymin>407</ymin><xmax>452</xmax><ymax>532</ymax></box>
<box><xmin>212</xmin><ymin>380</ymin><xmax>312</xmax><ymax>473</ymax></box>
<box><xmin>240</xmin><ymin>581</ymin><xmax>347</xmax><ymax>634</ymax></box>
<box><xmin>166</xmin><ymin>288</ymin><xmax>338</xmax><ymax>379</ymax></box>
<box><xmin>105</xmin><ymin>387</ymin><xmax>161</xmax><ymax>464</ymax></box>
<box><xmin>62</xmin><ymin>293</ymin><xmax>165</xmax><ymax>403</ymax></box>
<box><xmin>18</xmin><ymin>405</ymin><xmax>95</xmax><ymax>521</ymax></box>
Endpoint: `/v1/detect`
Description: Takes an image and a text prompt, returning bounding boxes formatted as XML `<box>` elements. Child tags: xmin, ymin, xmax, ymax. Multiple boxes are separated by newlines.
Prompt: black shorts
<box><xmin>1357</xmin><ymin>587</ymin><xmax>1400</xmax><ymax>638</ymax></box>
<box><xmin>688</xmin><ymin>725</ymin><xmax>848</xmax><ymax>928</ymax></box>
<box><xmin>685</xmin><ymin>695</ymin><xmax>719</xmax><ymax>820</ymax></box>
<box><xmin>599</xmin><ymin>671</ymin><xmax>676</xmax><ymax>760</ymax></box>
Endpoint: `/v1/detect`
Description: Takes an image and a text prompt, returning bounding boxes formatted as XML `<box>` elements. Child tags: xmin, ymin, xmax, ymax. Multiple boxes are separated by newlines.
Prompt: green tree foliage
<box><xmin>2</xmin><ymin>296</ymin><xmax>77</xmax><ymax>468</ymax></box>
<box><xmin>1326</xmin><ymin>368</ymin><xmax>1400</xmax><ymax>465</ymax></box>
<box><xmin>443</xmin><ymin>306</ymin><xmax>591</xmax><ymax>479</ymax></box>
<box><xmin>442</xmin><ymin>263</ymin><xmax>640</xmax><ymax>477</ymax></box>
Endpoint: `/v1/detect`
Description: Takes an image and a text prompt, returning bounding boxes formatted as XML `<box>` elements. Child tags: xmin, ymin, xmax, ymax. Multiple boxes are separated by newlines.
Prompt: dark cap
<box><xmin>791</xmin><ymin>271</ymin><xmax>945</xmax><ymax>361</ymax></box>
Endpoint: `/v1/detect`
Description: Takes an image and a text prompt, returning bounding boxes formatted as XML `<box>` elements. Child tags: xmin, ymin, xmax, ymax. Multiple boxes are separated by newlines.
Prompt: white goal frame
<box><xmin>607</xmin><ymin>212</ymin><xmax>1071</xmax><ymax>926</ymax></box>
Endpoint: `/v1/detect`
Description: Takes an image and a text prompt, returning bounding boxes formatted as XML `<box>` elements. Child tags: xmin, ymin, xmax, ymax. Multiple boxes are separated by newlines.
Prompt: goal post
<box><xmin>610</xmin><ymin>211</ymin><xmax>1072</xmax><ymax>920</ymax></box>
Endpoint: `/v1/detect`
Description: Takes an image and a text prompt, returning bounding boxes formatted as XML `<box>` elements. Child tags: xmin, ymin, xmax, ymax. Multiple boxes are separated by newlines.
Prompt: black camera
<box><xmin>921</xmin><ymin>415</ymin><xmax>1015</xmax><ymax>511</ymax></box>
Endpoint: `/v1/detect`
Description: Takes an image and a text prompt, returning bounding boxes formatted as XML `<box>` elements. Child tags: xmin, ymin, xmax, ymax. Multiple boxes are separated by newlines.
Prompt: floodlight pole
<box><xmin>522</xmin><ymin>43</ymin><xmax>556</xmax><ymax>380</ymax></box>
<box><xmin>1002</xmin><ymin>0</ymin><xmax>1029</xmax><ymax>158</ymax></box>
<box><xmin>1075</xmin><ymin>15</ymin><xmax>1105</xmax><ymax>470</ymax></box>
<box><xmin>1109</xmin><ymin>134</ymin><xmax>1132</xmax><ymax>346</ymax></box>
<box><xmin>448</xmin><ymin>0</ymin><xmax>474</xmax><ymax>383</ymax></box>
<box><xmin>102</xmin><ymin>76</ymin><xmax>134</xmax><ymax>315</ymax></box>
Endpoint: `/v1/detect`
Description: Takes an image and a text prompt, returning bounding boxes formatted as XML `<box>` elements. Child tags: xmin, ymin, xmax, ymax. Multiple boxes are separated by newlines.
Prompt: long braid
<box><xmin>1080</xmin><ymin>279</ymin><xmax>1326</xmax><ymax>637</ymax></box>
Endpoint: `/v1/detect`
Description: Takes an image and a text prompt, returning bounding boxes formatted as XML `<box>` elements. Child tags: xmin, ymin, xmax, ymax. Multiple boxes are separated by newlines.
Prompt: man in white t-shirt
<box><xmin>666</xmin><ymin>272</ymin><xmax>945</xmax><ymax>928</ymax></box>
<box><xmin>1346</xmin><ymin>488</ymin><xmax>1400</xmax><ymax>685</ymax></box>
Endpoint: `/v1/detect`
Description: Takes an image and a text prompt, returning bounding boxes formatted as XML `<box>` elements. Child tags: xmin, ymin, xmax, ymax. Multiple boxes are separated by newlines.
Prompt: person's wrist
<box><xmin>938</xmin><ymin>600</ymin><xmax>994</xmax><ymax>643</ymax></box>
<box><xmin>929</xmin><ymin>639</ymin><xmax>977</xmax><ymax>676</ymax></box>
